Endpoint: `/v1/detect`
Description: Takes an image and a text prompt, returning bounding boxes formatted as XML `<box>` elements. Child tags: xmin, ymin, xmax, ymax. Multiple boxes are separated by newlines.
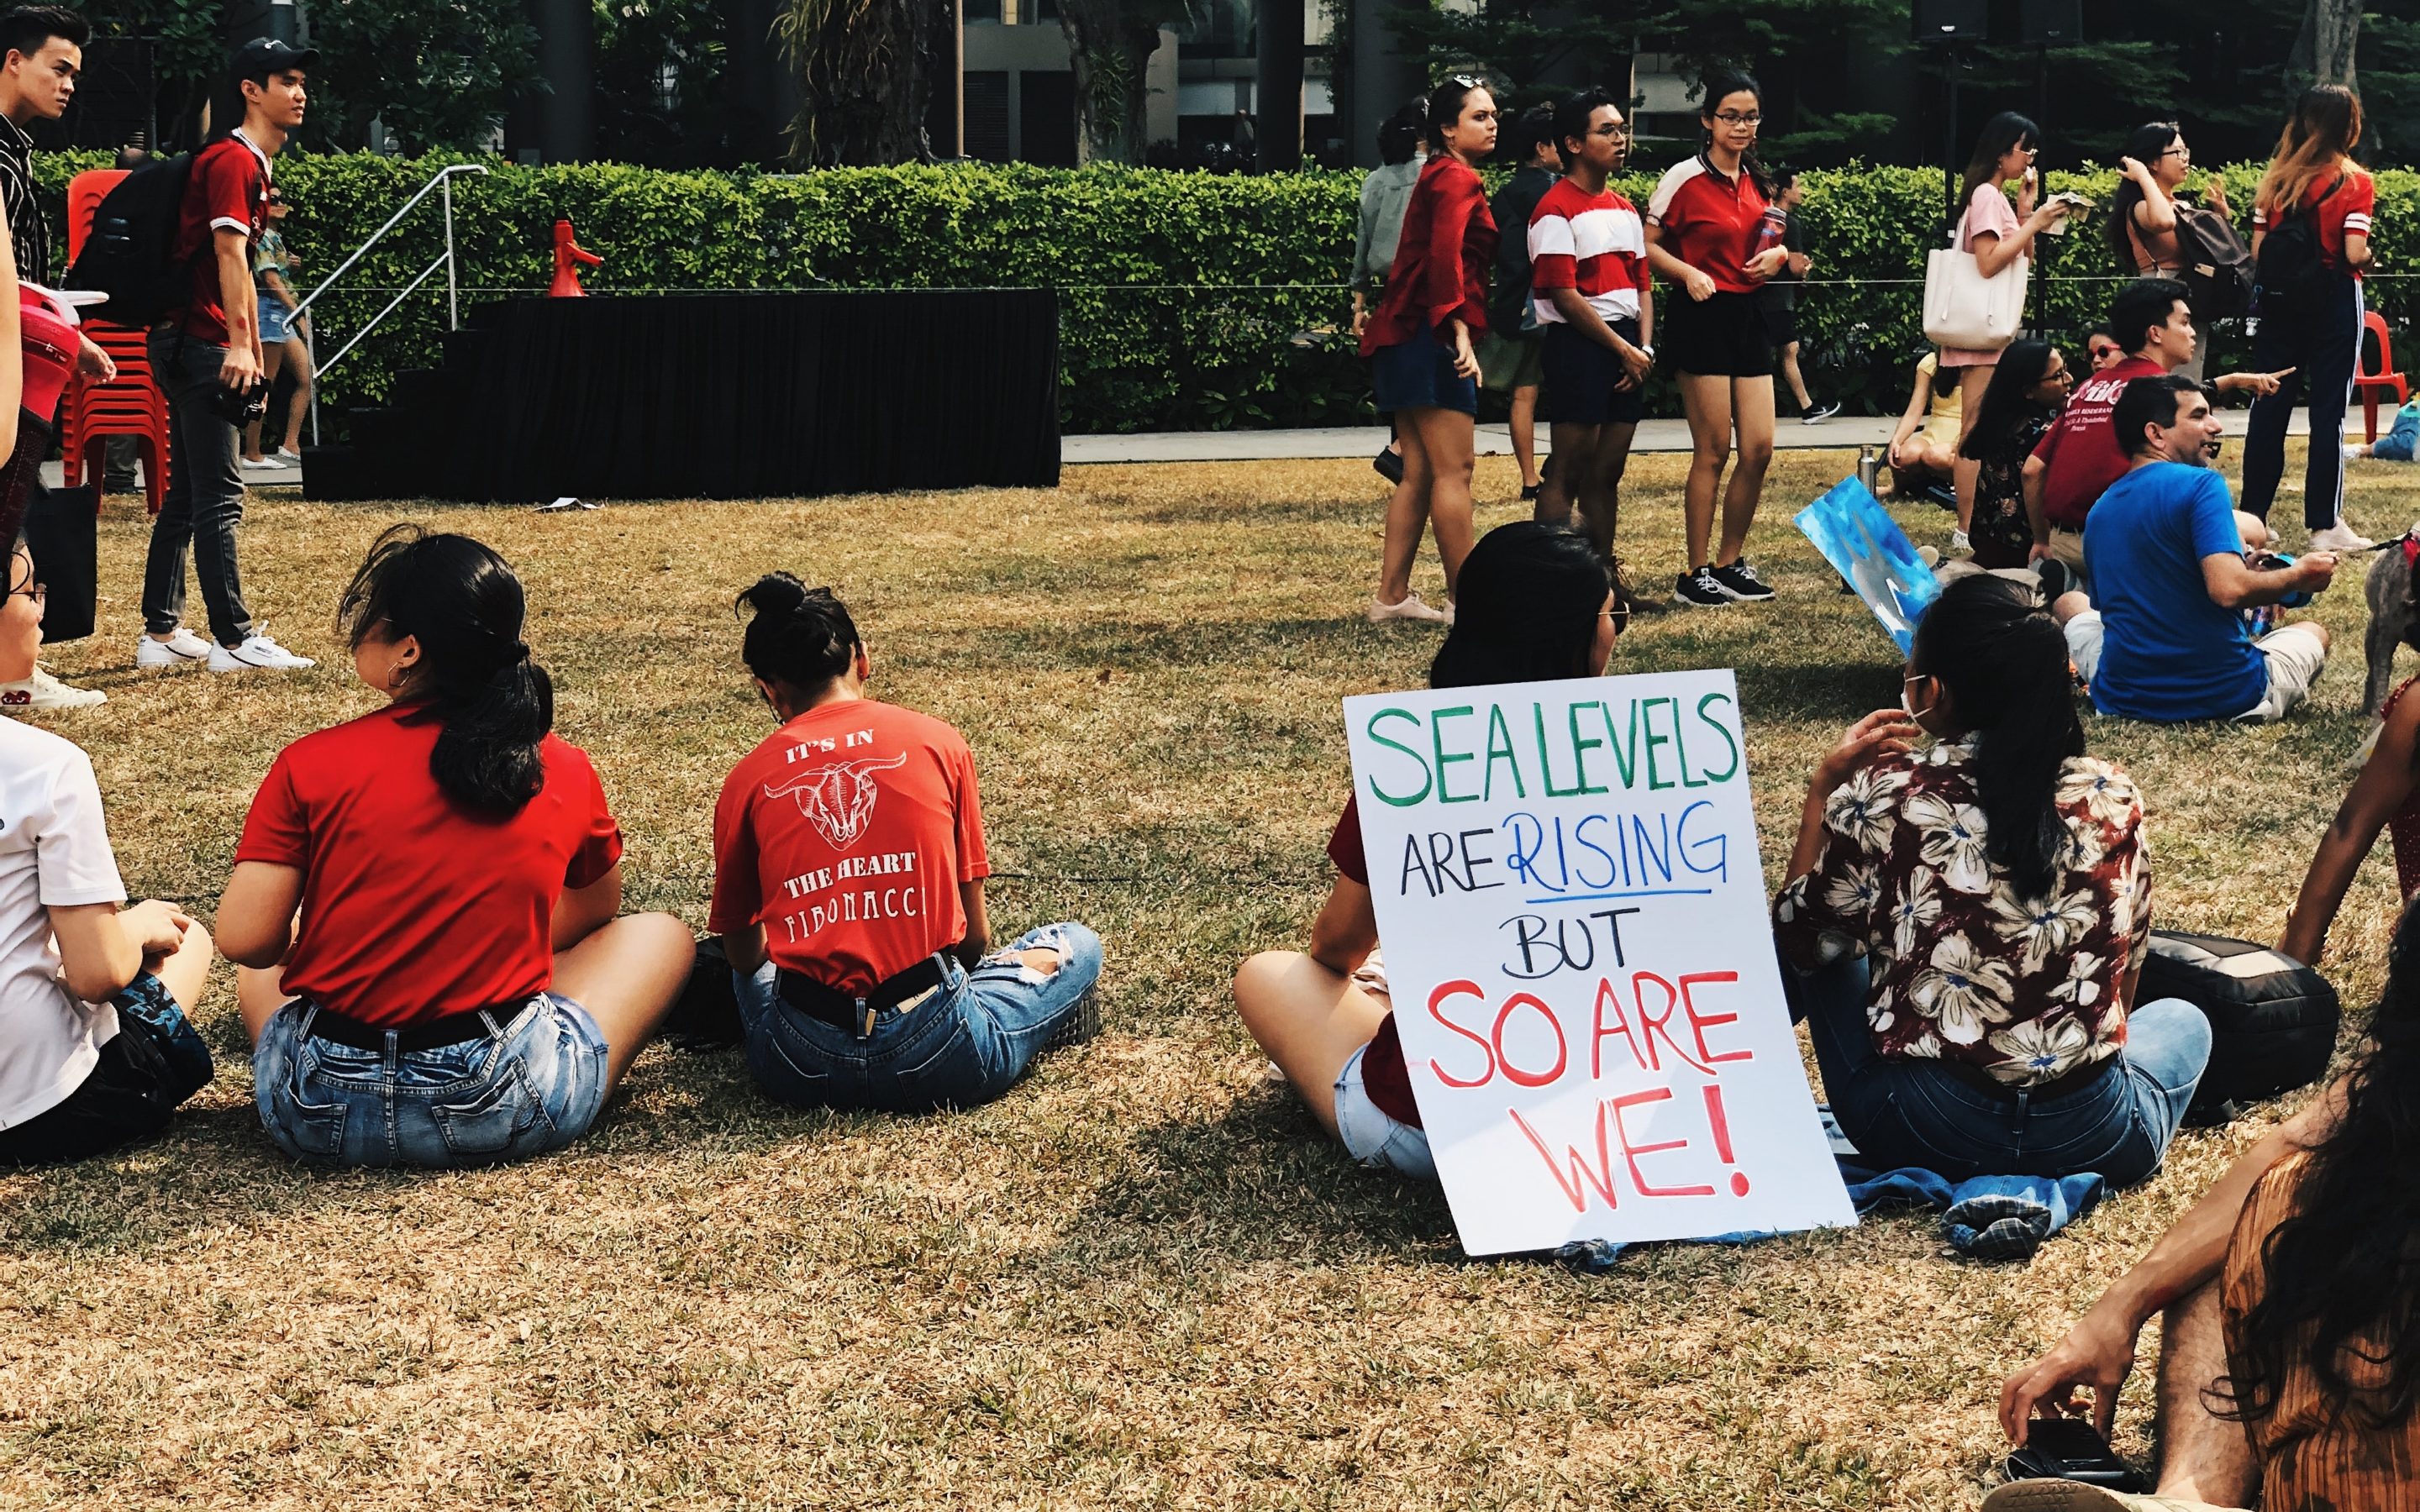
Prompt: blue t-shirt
<box><xmin>2083</xmin><ymin>463</ymin><xmax>2262</xmax><ymax>722</ymax></box>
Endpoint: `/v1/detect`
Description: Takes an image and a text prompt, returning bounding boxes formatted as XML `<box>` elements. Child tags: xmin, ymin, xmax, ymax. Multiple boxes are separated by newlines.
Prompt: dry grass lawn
<box><xmin>3</xmin><ymin>442</ymin><xmax>2416</xmax><ymax>1509</ymax></box>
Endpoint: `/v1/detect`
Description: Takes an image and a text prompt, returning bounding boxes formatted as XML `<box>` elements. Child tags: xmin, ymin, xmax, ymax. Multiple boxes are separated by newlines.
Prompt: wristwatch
<box><xmin>1634</xmin><ymin>343</ymin><xmax>1656</xmax><ymax>361</ymax></box>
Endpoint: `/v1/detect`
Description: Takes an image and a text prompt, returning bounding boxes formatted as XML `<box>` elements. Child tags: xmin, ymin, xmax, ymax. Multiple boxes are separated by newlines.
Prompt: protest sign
<box><xmin>1342</xmin><ymin>669</ymin><xmax>1856</xmax><ymax>1257</ymax></box>
<box><xmin>1795</xmin><ymin>475</ymin><xmax>1939</xmax><ymax>655</ymax></box>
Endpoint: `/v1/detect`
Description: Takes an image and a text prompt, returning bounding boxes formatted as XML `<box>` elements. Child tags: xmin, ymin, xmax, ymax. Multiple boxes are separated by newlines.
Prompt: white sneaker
<box><xmin>0</xmin><ymin>666</ymin><xmax>106</xmax><ymax>711</ymax></box>
<box><xmin>275</xmin><ymin>448</ymin><xmax>302</xmax><ymax>464</ymax></box>
<box><xmin>207</xmin><ymin>633</ymin><xmax>317</xmax><ymax>673</ymax></box>
<box><xmin>1366</xmin><ymin>591</ymin><xmax>1449</xmax><ymax>624</ymax></box>
<box><xmin>2307</xmin><ymin>521</ymin><xmax>2375</xmax><ymax>553</ymax></box>
<box><xmin>1949</xmin><ymin>528</ymin><xmax>1971</xmax><ymax>556</ymax></box>
<box><xmin>238</xmin><ymin>455</ymin><xmax>282</xmax><ymax>470</ymax></box>
<box><xmin>2344</xmin><ymin>442</ymin><xmax>2370</xmax><ymax>461</ymax></box>
<box><xmin>135</xmin><ymin>627</ymin><xmax>213</xmax><ymax>669</ymax></box>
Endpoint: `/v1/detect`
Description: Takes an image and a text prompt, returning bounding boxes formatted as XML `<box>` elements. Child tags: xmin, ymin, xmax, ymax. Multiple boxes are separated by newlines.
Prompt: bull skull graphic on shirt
<box><xmin>762</xmin><ymin>754</ymin><xmax>911</xmax><ymax>849</ymax></box>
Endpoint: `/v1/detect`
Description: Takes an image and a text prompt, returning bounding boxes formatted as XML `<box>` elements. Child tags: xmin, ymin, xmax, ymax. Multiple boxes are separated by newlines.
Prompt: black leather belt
<box><xmin>777</xmin><ymin>955</ymin><xmax>948</xmax><ymax>1037</ymax></box>
<box><xmin>303</xmin><ymin>1002</ymin><xmax>519</xmax><ymax>1052</ymax></box>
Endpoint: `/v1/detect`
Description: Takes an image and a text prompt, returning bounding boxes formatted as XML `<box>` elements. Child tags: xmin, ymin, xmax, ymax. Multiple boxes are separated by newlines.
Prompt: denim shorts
<box><xmin>258</xmin><ymin>298</ymin><xmax>295</xmax><ymax>345</ymax></box>
<box><xmin>1332</xmin><ymin>1040</ymin><xmax>1435</xmax><ymax>1180</ymax></box>
<box><xmin>253</xmin><ymin>995</ymin><xmax>609</xmax><ymax>1168</ymax></box>
<box><xmin>1371</xmin><ymin>325</ymin><xmax>1478</xmax><ymax>416</ymax></box>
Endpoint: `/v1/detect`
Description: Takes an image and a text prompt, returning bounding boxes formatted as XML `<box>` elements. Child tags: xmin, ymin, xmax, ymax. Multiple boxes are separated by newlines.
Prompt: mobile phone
<box><xmin>2002</xmin><ymin>1416</ymin><xmax>2144</xmax><ymax>1490</ymax></box>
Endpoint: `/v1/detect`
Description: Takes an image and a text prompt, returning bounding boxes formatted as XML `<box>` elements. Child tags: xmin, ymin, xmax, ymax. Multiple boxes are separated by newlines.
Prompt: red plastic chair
<box><xmin>59</xmin><ymin>167</ymin><xmax>168</xmax><ymax>516</ymax></box>
<box><xmin>2359</xmin><ymin>309</ymin><xmax>2410</xmax><ymax>444</ymax></box>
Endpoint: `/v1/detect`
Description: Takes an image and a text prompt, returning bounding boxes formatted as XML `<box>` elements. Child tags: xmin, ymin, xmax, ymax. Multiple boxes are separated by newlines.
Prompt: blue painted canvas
<box><xmin>1793</xmin><ymin>476</ymin><xmax>1941</xmax><ymax>656</ymax></box>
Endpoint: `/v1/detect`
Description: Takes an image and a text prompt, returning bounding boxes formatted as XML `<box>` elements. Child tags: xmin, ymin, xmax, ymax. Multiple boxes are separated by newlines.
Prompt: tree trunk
<box><xmin>2294</xmin><ymin>0</ymin><xmax>2360</xmax><ymax>87</ymax></box>
<box><xmin>776</xmin><ymin>0</ymin><xmax>950</xmax><ymax>165</ymax></box>
<box><xmin>1059</xmin><ymin>0</ymin><xmax>1160</xmax><ymax>163</ymax></box>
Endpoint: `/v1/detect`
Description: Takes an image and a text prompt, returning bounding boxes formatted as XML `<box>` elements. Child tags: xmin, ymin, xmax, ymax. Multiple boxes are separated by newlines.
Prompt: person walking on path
<box><xmin>2241</xmin><ymin>84</ymin><xmax>2376</xmax><ymax>554</ymax></box>
<box><xmin>1940</xmin><ymin>112</ymin><xmax>2072</xmax><ymax>555</ymax></box>
<box><xmin>1360</xmin><ymin>76</ymin><xmax>1498</xmax><ymax>626</ymax></box>
<box><xmin>1760</xmin><ymin>167</ymin><xmax>1833</xmax><ymax>423</ymax></box>
<box><xmin>0</xmin><ymin>4</ymin><xmax>108</xmax><ymax>711</ymax></box>
<box><xmin>239</xmin><ymin>186</ymin><xmax>308</xmax><ymax>468</ymax></box>
<box><xmin>136</xmin><ymin>38</ymin><xmax>317</xmax><ymax>675</ymax></box>
<box><xmin>1646</xmin><ymin>71</ymin><xmax>1787</xmax><ymax>609</ymax></box>
<box><xmin>2109</xmin><ymin>120</ymin><xmax>2228</xmax><ymax>384</ymax></box>
<box><xmin>1481</xmin><ymin>103</ymin><xmax>1558</xmax><ymax>502</ymax></box>
<box><xmin>1352</xmin><ymin>102</ymin><xmax>1425</xmax><ymax>487</ymax></box>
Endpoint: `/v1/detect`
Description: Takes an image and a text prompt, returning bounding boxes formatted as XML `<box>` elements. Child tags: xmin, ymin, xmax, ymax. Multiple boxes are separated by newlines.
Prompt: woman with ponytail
<box><xmin>218</xmin><ymin>525</ymin><xmax>692</xmax><ymax>1168</ymax></box>
<box><xmin>1773</xmin><ymin>575</ymin><xmax>2210</xmax><ymax>1183</ymax></box>
<box><xmin>709</xmin><ymin>574</ymin><xmax>1102</xmax><ymax>1113</ymax></box>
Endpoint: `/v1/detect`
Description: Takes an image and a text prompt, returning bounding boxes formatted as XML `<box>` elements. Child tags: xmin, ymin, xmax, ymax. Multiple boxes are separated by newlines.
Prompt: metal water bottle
<box><xmin>1857</xmin><ymin>445</ymin><xmax>1881</xmax><ymax>496</ymax></box>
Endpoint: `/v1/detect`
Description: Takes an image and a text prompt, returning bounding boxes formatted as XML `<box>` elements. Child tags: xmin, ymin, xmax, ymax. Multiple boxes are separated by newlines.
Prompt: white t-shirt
<box><xmin>0</xmin><ymin>719</ymin><xmax>126</xmax><ymax>1130</ymax></box>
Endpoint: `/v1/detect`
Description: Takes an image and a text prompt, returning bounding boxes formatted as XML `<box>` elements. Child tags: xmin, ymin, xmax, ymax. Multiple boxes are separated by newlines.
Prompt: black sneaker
<box><xmin>1373</xmin><ymin>445</ymin><xmax>1404</xmax><ymax>486</ymax></box>
<box><xmin>1709</xmin><ymin>559</ymin><xmax>1776</xmax><ymax>601</ymax></box>
<box><xmin>1519</xmin><ymin>481</ymin><xmax>1540</xmax><ymax>502</ymax></box>
<box><xmin>1674</xmin><ymin>565</ymin><xmax>1731</xmax><ymax>607</ymax></box>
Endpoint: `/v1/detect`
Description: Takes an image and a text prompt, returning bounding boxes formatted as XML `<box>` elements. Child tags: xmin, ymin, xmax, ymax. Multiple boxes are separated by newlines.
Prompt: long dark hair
<box><xmin>339</xmin><ymin>525</ymin><xmax>552</xmax><ymax>816</ymax></box>
<box><xmin>1959</xmin><ymin>338</ymin><xmax>2060</xmax><ymax>462</ymax></box>
<box><xmin>1907</xmin><ymin>575</ymin><xmax>2084</xmax><ymax>900</ymax></box>
<box><xmin>2106</xmin><ymin>121</ymin><xmax>2183</xmax><ymax>270</ymax></box>
<box><xmin>1697</xmin><ymin>70</ymin><xmax>1774</xmax><ymax>199</ymax></box>
<box><xmin>734</xmin><ymin>572</ymin><xmax>863</xmax><ymax>692</ymax></box>
<box><xmin>1960</xmin><ymin>111</ymin><xmax>2040</xmax><ymax>217</ymax></box>
<box><xmin>2216</xmin><ymin>895</ymin><xmax>2420</xmax><ymax>1433</ymax></box>
<box><xmin>1378</xmin><ymin>101</ymin><xmax>1424</xmax><ymax>167</ymax></box>
<box><xmin>1429</xmin><ymin>522</ymin><xmax>1612</xmax><ymax>690</ymax></box>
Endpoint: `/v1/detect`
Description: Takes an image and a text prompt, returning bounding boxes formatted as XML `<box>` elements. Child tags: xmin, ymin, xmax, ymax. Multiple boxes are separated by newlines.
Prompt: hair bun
<box><xmin>737</xmin><ymin>571</ymin><xmax>809</xmax><ymax>620</ymax></box>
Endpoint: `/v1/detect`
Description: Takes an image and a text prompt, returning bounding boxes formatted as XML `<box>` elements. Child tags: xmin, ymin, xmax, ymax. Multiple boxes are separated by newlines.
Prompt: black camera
<box><xmin>208</xmin><ymin>381</ymin><xmax>268</xmax><ymax>427</ymax></box>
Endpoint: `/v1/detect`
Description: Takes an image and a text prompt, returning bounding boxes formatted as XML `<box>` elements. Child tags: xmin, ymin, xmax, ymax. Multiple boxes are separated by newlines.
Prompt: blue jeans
<box><xmin>1798</xmin><ymin>956</ymin><xmax>2210</xmax><ymax>1186</ymax></box>
<box><xmin>735</xmin><ymin>922</ymin><xmax>1102</xmax><ymax>1113</ymax></box>
<box><xmin>253</xmin><ymin>995</ymin><xmax>610</xmax><ymax>1168</ymax></box>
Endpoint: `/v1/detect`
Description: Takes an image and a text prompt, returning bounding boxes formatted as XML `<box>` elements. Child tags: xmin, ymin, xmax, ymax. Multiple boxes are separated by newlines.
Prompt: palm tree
<box><xmin>775</xmin><ymin>0</ymin><xmax>953</xmax><ymax>163</ymax></box>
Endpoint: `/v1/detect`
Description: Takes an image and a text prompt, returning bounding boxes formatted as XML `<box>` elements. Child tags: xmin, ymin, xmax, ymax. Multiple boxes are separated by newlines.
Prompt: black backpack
<box><xmin>2170</xmin><ymin>205</ymin><xmax>2254</xmax><ymax>321</ymax></box>
<box><xmin>62</xmin><ymin>151</ymin><xmax>200</xmax><ymax>328</ymax></box>
<box><xmin>2136</xmin><ymin>930</ymin><xmax>2339</xmax><ymax>1123</ymax></box>
<box><xmin>2252</xmin><ymin>172</ymin><xmax>2347</xmax><ymax>323</ymax></box>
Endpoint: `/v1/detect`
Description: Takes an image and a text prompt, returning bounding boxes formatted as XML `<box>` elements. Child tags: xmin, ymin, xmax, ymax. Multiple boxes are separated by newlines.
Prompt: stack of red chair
<box><xmin>60</xmin><ymin>167</ymin><xmax>169</xmax><ymax>516</ymax></box>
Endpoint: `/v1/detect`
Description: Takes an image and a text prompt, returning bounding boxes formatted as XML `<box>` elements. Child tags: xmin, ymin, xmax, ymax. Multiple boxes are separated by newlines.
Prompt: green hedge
<box><xmin>29</xmin><ymin>153</ymin><xmax>2420</xmax><ymax>434</ymax></box>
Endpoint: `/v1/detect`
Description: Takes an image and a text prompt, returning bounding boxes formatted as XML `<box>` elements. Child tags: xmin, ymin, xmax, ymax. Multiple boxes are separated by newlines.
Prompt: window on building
<box><xmin>965</xmin><ymin>71</ymin><xmax>1011</xmax><ymax>160</ymax></box>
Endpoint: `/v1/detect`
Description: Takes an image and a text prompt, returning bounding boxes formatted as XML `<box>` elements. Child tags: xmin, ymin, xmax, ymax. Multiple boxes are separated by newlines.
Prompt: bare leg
<box><xmin>1779</xmin><ymin>341</ymin><xmax>1812</xmax><ymax>412</ymax></box>
<box><xmin>1411</xmin><ymin>406</ymin><xmax>1479</xmax><ymax>598</ymax></box>
<box><xmin>1718</xmin><ymin>375</ymin><xmax>1776</xmax><ymax>567</ymax></box>
<box><xmin>151</xmin><ymin>919</ymin><xmax>215</xmax><ymax>1012</ymax></box>
<box><xmin>277</xmin><ymin>334</ymin><xmax>313</xmax><ymax>454</ymax></box>
<box><xmin>2150</xmin><ymin>1280</ymin><xmax>2260</xmax><ymax>1506</ymax></box>
<box><xmin>238</xmin><ymin>963</ymin><xmax>289</xmax><ymax>1044</ymax></box>
<box><xmin>549</xmin><ymin>911</ymin><xmax>692</xmax><ymax>1090</ymax></box>
<box><xmin>1954</xmin><ymin>364</ymin><xmax>1993</xmax><ymax>533</ymax></box>
<box><xmin>1232</xmin><ymin>950</ymin><xmax>1391</xmax><ymax>1135</ymax></box>
<box><xmin>1539</xmin><ymin>420</ymin><xmax>1593</xmax><ymax>526</ymax></box>
<box><xmin>1509</xmin><ymin>383</ymin><xmax>1542</xmax><ymax>489</ymax></box>
<box><xmin>1585</xmin><ymin>421</ymin><xmax>1639</xmax><ymax>559</ymax></box>
<box><xmin>1376</xmin><ymin>412</ymin><xmax>1438</xmax><ymax>606</ymax></box>
<box><xmin>1677</xmin><ymin>373</ymin><xmax>1737</xmax><ymax>570</ymax></box>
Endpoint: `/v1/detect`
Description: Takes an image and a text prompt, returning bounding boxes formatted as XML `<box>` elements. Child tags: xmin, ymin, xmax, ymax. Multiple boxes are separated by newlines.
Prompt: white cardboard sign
<box><xmin>1342</xmin><ymin>669</ymin><xmax>1857</xmax><ymax>1256</ymax></box>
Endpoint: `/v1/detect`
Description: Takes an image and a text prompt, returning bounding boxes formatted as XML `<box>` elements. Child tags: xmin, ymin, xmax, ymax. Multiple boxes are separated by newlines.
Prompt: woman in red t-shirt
<box><xmin>1231</xmin><ymin>521</ymin><xmax>1618</xmax><ymax>1179</ymax></box>
<box><xmin>2244</xmin><ymin>84</ymin><xmax>2377</xmax><ymax>548</ymax></box>
<box><xmin>1361</xmin><ymin>76</ymin><xmax>1500</xmax><ymax>627</ymax></box>
<box><xmin>219</xmin><ymin>527</ymin><xmax>692</xmax><ymax>1168</ymax></box>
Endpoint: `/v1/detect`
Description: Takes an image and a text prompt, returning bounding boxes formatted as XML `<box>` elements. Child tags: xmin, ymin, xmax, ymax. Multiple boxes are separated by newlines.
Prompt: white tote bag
<box><xmin>1922</xmin><ymin>248</ymin><xmax>2028</xmax><ymax>352</ymax></box>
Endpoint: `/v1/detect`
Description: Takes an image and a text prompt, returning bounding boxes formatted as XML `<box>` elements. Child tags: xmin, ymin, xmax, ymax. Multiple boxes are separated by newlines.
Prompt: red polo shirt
<box><xmin>1646</xmin><ymin>155</ymin><xmax>1771</xmax><ymax>295</ymax></box>
<box><xmin>171</xmin><ymin>131</ymin><xmax>270</xmax><ymax>345</ymax></box>
<box><xmin>2032</xmin><ymin>355</ymin><xmax>2165</xmax><ymax>530</ymax></box>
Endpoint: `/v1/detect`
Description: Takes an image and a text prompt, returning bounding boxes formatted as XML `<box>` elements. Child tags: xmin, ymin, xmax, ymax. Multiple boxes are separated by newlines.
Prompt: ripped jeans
<box><xmin>734</xmin><ymin>922</ymin><xmax>1103</xmax><ymax>1113</ymax></box>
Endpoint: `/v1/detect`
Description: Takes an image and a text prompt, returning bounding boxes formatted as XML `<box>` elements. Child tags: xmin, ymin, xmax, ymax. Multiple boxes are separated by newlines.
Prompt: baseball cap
<box><xmin>229</xmin><ymin>37</ymin><xmax>318</xmax><ymax>76</ymax></box>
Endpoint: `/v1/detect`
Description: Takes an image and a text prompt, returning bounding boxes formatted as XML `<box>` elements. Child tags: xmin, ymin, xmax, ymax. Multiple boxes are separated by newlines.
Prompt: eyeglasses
<box><xmin>1605</xmin><ymin>602</ymin><xmax>1632</xmax><ymax>633</ymax></box>
<box><xmin>1713</xmin><ymin>111</ymin><xmax>1761</xmax><ymax>126</ymax></box>
<box><xmin>2158</xmin><ymin>147</ymin><xmax>2190</xmax><ymax>159</ymax></box>
<box><xmin>6</xmin><ymin>581</ymin><xmax>45</xmax><ymax>612</ymax></box>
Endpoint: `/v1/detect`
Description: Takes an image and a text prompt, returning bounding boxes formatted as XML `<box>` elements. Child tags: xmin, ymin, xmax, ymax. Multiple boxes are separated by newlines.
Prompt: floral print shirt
<box><xmin>1772</xmin><ymin>743</ymin><xmax>2150</xmax><ymax>1087</ymax></box>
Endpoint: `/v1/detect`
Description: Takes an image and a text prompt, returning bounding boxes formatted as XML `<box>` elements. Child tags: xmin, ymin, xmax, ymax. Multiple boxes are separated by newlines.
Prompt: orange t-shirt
<box><xmin>708</xmin><ymin>700</ymin><xmax>989</xmax><ymax>995</ymax></box>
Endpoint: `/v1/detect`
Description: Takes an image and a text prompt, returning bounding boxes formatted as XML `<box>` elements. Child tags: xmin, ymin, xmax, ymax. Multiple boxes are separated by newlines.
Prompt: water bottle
<box><xmin>1857</xmin><ymin>445</ymin><xmax>1881</xmax><ymax>497</ymax></box>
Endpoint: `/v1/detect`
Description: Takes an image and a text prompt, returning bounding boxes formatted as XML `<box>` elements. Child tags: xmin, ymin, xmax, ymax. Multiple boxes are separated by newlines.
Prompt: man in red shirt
<box><xmin>136</xmin><ymin>37</ymin><xmax>316</xmax><ymax>677</ymax></box>
<box><xmin>711</xmin><ymin>576</ymin><xmax>1102</xmax><ymax>1113</ymax></box>
<box><xmin>2023</xmin><ymin>277</ymin><xmax>2290</xmax><ymax>588</ymax></box>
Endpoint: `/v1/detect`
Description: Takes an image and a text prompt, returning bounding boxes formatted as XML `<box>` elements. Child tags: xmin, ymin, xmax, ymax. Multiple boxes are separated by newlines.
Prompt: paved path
<box><xmin>1062</xmin><ymin>407</ymin><xmax>2308</xmax><ymax>466</ymax></box>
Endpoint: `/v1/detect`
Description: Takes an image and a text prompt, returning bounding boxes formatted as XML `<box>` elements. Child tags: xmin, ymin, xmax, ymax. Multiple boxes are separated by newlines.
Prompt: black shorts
<box><xmin>0</xmin><ymin>976</ymin><xmax>213</xmax><ymax>1166</ymax></box>
<box><xmin>1665</xmin><ymin>289</ymin><xmax>1775</xmax><ymax>378</ymax></box>
<box><xmin>1539</xmin><ymin>319</ymin><xmax>1647</xmax><ymax>427</ymax></box>
<box><xmin>1759</xmin><ymin>297</ymin><xmax>1800</xmax><ymax>349</ymax></box>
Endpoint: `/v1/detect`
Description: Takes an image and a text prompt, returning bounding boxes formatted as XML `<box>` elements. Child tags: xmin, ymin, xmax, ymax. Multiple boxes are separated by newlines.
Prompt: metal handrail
<box><xmin>299</xmin><ymin>161</ymin><xmax>487</xmax><ymax>445</ymax></box>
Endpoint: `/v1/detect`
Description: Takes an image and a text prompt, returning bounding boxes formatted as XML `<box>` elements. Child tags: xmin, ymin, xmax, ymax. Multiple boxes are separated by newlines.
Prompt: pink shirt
<box><xmin>1943</xmin><ymin>182</ymin><xmax>2023</xmax><ymax>369</ymax></box>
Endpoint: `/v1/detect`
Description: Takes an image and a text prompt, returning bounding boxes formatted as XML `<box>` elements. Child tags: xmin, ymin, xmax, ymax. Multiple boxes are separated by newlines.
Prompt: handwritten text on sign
<box><xmin>1343</xmin><ymin>670</ymin><xmax>1855</xmax><ymax>1256</ymax></box>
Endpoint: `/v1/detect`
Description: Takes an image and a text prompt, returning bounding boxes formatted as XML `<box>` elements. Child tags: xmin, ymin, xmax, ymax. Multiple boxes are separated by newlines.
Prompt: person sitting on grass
<box><xmin>2346</xmin><ymin>396</ymin><xmax>2419</xmax><ymax>462</ymax></box>
<box><xmin>1991</xmin><ymin>897</ymin><xmax>2420</xmax><ymax>1512</ymax></box>
<box><xmin>1232</xmin><ymin>521</ymin><xmax>1618</xmax><ymax>1178</ymax></box>
<box><xmin>218</xmin><ymin>526</ymin><xmax>692</xmax><ymax>1167</ymax></box>
<box><xmin>0</xmin><ymin>535</ymin><xmax>216</xmax><ymax>1164</ymax></box>
<box><xmin>2057</xmin><ymin>375</ymin><xmax>2337</xmax><ymax>724</ymax></box>
<box><xmin>1882</xmin><ymin>350</ymin><xmax>1962</xmax><ymax>505</ymax></box>
<box><xmin>709</xmin><ymin>575</ymin><xmax>1102</xmax><ymax>1113</ymax></box>
<box><xmin>1773</xmin><ymin>575</ymin><xmax>2209</xmax><ymax>1185</ymax></box>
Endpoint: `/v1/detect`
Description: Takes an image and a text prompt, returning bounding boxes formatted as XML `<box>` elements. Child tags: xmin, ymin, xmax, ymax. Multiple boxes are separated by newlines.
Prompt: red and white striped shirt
<box><xmin>1527</xmin><ymin>178</ymin><xmax>1649</xmax><ymax>323</ymax></box>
